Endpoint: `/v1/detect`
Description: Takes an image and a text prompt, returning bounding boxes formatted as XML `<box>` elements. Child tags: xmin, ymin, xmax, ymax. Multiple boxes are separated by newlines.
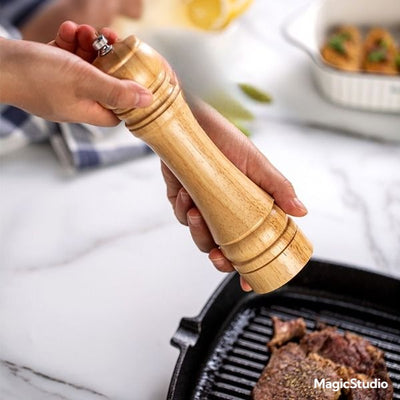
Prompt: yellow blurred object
<box><xmin>186</xmin><ymin>0</ymin><xmax>230</xmax><ymax>30</ymax></box>
<box><xmin>186</xmin><ymin>0</ymin><xmax>253</xmax><ymax>30</ymax></box>
<box><xmin>228</xmin><ymin>0</ymin><xmax>254</xmax><ymax>20</ymax></box>
<box><xmin>114</xmin><ymin>0</ymin><xmax>254</xmax><ymax>33</ymax></box>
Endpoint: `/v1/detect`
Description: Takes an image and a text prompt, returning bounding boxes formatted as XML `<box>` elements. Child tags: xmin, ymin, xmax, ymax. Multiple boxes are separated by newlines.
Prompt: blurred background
<box><xmin>0</xmin><ymin>0</ymin><xmax>399</xmax><ymax>399</ymax></box>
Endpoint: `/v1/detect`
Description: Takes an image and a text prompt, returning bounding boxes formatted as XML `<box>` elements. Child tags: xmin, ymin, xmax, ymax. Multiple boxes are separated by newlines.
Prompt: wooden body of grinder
<box><xmin>92</xmin><ymin>35</ymin><xmax>313</xmax><ymax>293</ymax></box>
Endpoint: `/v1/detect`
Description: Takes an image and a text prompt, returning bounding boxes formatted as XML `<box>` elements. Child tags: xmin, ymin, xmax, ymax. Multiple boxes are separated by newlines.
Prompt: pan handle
<box><xmin>170</xmin><ymin>317</ymin><xmax>201</xmax><ymax>349</ymax></box>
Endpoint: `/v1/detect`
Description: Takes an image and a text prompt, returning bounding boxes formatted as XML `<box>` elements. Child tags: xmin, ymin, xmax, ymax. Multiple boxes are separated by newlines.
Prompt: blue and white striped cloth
<box><xmin>0</xmin><ymin>0</ymin><xmax>150</xmax><ymax>169</ymax></box>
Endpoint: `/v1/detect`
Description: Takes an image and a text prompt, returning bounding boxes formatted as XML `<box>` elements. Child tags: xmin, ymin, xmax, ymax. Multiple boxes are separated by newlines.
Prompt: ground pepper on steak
<box><xmin>300</xmin><ymin>327</ymin><xmax>393</xmax><ymax>400</ymax></box>
<box><xmin>252</xmin><ymin>317</ymin><xmax>393</xmax><ymax>400</ymax></box>
<box><xmin>252</xmin><ymin>342</ymin><xmax>343</xmax><ymax>400</ymax></box>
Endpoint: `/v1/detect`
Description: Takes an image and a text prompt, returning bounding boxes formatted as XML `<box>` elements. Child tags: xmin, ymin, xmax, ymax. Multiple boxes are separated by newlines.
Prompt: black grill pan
<box><xmin>167</xmin><ymin>259</ymin><xmax>400</xmax><ymax>400</ymax></box>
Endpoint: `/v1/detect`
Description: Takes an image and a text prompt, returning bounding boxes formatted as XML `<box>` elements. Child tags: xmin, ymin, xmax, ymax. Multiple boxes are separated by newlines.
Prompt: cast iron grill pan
<box><xmin>167</xmin><ymin>260</ymin><xmax>400</xmax><ymax>400</ymax></box>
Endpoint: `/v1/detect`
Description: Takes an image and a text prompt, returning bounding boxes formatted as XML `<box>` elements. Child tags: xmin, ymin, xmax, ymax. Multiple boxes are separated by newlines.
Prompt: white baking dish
<box><xmin>283</xmin><ymin>0</ymin><xmax>400</xmax><ymax>113</ymax></box>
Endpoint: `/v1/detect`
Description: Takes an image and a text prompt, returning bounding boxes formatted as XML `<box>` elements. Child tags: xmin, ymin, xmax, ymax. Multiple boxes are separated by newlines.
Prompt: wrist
<box><xmin>0</xmin><ymin>39</ymin><xmax>38</xmax><ymax>109</ymax></box>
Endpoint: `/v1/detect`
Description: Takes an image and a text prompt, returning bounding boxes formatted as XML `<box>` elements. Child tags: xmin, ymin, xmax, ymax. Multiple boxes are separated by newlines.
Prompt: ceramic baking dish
<box><xmin>283</xmin><ymin>0</ymin><xmax>400</xmax><ymax>113</ymax></box>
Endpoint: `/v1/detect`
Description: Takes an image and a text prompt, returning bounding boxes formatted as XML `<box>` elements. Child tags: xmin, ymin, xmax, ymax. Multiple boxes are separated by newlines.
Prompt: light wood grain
<box><xmin>93</xmin><ymin>35</ymin><xmax>313</xmax><ymax>293</ymax></box>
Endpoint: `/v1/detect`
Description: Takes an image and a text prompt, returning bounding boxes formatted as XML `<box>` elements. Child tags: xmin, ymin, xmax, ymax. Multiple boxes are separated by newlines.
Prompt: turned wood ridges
<box><xmin>93</xmin><ymin>35</ymin><xmax>313</xmax><ymax>293</ymax></box>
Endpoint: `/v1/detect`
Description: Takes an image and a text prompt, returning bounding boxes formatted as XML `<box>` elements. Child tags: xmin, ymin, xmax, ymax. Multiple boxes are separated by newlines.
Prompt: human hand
<box><xmin>161</xmin><ymin>100</ymin><xmax>308</xmax><ymax>292</ymax></box>
<box><xmin>48</xmin><ymin>20</ymin><xmax>118</xmax><ymax>62</ymax></box>
<box><xmin>0</xmin><ymin>21</ymin><xmax>152</xmax><ymax>125</ymax></box>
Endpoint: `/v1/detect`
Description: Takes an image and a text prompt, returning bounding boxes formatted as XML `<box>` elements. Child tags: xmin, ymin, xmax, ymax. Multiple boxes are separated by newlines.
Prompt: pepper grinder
<box><xmin>92</xmin><ymin>35</ymin><xmax>313</xmax><ymax>293</ymax></box>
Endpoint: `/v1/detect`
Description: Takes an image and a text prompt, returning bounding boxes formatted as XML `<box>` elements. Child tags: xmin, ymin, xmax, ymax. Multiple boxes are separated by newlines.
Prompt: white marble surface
<box><xmin>1</xmin><ymin>1</ymin><xmax>400</xmax><ymax>400</ymax></box>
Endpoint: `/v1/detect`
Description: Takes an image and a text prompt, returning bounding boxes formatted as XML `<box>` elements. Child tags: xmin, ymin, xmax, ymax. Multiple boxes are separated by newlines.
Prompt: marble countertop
<box><xmin>1</xmin><ymin>1</ymin><xmax>399</xmax><ymax>399</ymax></box>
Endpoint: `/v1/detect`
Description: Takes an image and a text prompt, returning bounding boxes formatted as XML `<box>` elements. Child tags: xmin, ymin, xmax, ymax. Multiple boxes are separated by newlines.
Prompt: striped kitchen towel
<box><xmin>0</xmin><ymin>101</ymin><xmax>152</xmax><ymax>169</ymax></box>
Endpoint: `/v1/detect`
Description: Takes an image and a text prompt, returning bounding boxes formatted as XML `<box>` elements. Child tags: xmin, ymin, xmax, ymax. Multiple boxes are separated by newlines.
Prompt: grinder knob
<box><xmin>92</xmin><ymin>34</ymin><xmax>113</xmax><ymax>56</ymax></box>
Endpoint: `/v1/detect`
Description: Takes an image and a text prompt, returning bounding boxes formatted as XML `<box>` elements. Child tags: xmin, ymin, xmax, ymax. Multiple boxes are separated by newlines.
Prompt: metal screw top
<box><xmin>92</xmin><ymin>34</ymin><xmax>113</xmax><ymax>56</ymax></box>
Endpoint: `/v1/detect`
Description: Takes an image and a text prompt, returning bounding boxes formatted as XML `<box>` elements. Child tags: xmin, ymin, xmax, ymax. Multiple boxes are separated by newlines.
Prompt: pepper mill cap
<box><xmin>92</xmin><ymin>34</ymin><xmax>113</xmax><ymax>56</ymax></box>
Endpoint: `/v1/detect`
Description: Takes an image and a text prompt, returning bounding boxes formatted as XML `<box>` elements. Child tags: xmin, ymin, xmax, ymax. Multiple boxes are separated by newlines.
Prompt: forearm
<box><xmin>0</xmin><ymin>37</ymin><xmax>22</xmax><ymax>106</ymax></box>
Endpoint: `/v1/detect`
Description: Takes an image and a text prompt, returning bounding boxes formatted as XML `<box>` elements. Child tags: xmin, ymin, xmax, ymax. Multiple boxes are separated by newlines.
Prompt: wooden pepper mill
<box><xmin>92</xmin><ymin>34</ymin><xmax>313</xmax><ymax>293</ymax></box>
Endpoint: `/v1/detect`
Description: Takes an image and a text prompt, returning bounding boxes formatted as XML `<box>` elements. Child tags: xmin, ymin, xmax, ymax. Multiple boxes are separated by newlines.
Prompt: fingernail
<box><xmin>240</xmin><ymin>279</ymin><xmax>253</xmax><ymax>292</ymax></box>
<box><xmin>211</xmin><ymin>258</ymin><xmax>225</xmax><ymax>268</ymax></box>
<box><xmin>187</xmin><ymin>213</ymin><xmax>202</xmax><ymax>226</ymax></box>
<box><xmin>135</xmin><ymin>89</ymin><xmax>153</xmax><ymax>108</ymax></box>
<box><xmin>180</xmin><ymin>190</ymin><xmax>190</xmax><ymax>204</ymax></box>
<box><xmin>292</xmin><ymin>197</ymin><xmax>308</xmax><ymax>213</ymax></box>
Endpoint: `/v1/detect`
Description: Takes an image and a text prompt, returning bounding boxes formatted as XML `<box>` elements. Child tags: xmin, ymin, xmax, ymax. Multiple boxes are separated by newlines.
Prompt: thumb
<box><xmin>80</xmin><ymin>67</ymin><xmax>153</xmax><ymax>109</ymax></box>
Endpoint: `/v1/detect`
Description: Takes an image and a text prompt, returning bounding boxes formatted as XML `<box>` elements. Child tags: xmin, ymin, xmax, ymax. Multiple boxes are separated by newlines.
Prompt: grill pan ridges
<box><xmin>167</xmin><ymin>259</ymin><xmax>400</xmax><ymax>400</ymax></box>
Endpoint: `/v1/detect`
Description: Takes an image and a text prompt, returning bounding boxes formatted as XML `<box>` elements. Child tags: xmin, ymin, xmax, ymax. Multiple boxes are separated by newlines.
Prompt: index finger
<box><xmin>75</xmin><ymin>24</ymin><xmax>102</xmax><ymax>62</ymax></box>
<box><xmin>54</xmin><ymin>20</ymin><xmax>78</xmax><ymax>53</ymax></box>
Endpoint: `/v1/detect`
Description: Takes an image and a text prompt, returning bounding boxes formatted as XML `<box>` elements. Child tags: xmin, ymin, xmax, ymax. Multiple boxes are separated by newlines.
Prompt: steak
<box><xmin>268</xmin><ymin>316</ymin><xmax>307</xmax><ymax>349</ymax></box>
<box><xmin>300</xmin><ymin>328</ymin><xmax>386</xmax><ymax>377</ymax></box>
<box><xmin>300</xmin><ymin>327</ymin><xmax>393</xmax><ymax>400</ymax></box>
<box><xmin>252</xmin><ymin>318</ymin><xmax>393</xmax><ymax>400</ymax></box>
<box><xmin>347</xmin><ymin>373</ymin><xmax>391</xmax><ymax>400</ymax></box>
<box><xmin>252</xmin><ymin>342</ymin><xmax>343</xmax><ymax>400</ymax></box>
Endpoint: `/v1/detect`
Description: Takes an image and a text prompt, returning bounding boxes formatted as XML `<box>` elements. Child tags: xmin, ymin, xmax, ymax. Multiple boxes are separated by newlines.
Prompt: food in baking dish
<box><xmin>321</xmin><ymin>26</ymin><xmax>400</xmax><ymax>75</ymax></box>
<box><xmin>321</xmin><ymin>26</ymin><xmax>362</xmax><ymax>72</ymax></box>
<box><xmin>363</xmin><ymin>28</ymin><xmax>398</xmax><ymax>75</ymax></box>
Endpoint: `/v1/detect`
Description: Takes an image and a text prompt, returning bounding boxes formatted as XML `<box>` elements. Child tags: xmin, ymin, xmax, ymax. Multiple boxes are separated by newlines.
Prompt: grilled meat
<box><xmin>301</xmin><ymin>328</ymin><xmax>387</xmax><ymax>377</ymax></box>
<box><xmin>252</xmin><ymin>318</ymin><xmax>393</xmax><ymax>400</ymax></box>
<box><xmin>347</xmin><ymin>373</ymin><xmax>391</xmax><ymax>400</ymax></box>
<box><xmin>253</xmin><ymin>342</ymin><xmax>343</xmax><ymax>400</ymax></box>
<box><xmin>268</xmin><ymin>316</ymin><xmax>306</xmax><ymax>349</ymax></box>
<box><xmin>300</xmin><ymin>327</ymin><xmax>393</xmax><ymax>400</ymax></box>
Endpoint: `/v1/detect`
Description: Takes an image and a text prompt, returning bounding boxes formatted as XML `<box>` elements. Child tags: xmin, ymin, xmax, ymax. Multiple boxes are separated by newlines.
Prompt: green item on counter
<box><xmin>207</xmin><ymin>93</ymin><xmax>254</xmax><ymax>121</ymax></box>
<box><xmin>239</xmin><ymin>83</ymin><xmax>272</xmax><ymax>103</ymax></box>
<box><xmin>206</xmin><ymin>92</ymin><xmax>254</xmax><ymax>136</ymax></box>
<box><xmin>368</xmin><ymin>49</ymin><xmax>387</xmax><ymax>62</ymax></box>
